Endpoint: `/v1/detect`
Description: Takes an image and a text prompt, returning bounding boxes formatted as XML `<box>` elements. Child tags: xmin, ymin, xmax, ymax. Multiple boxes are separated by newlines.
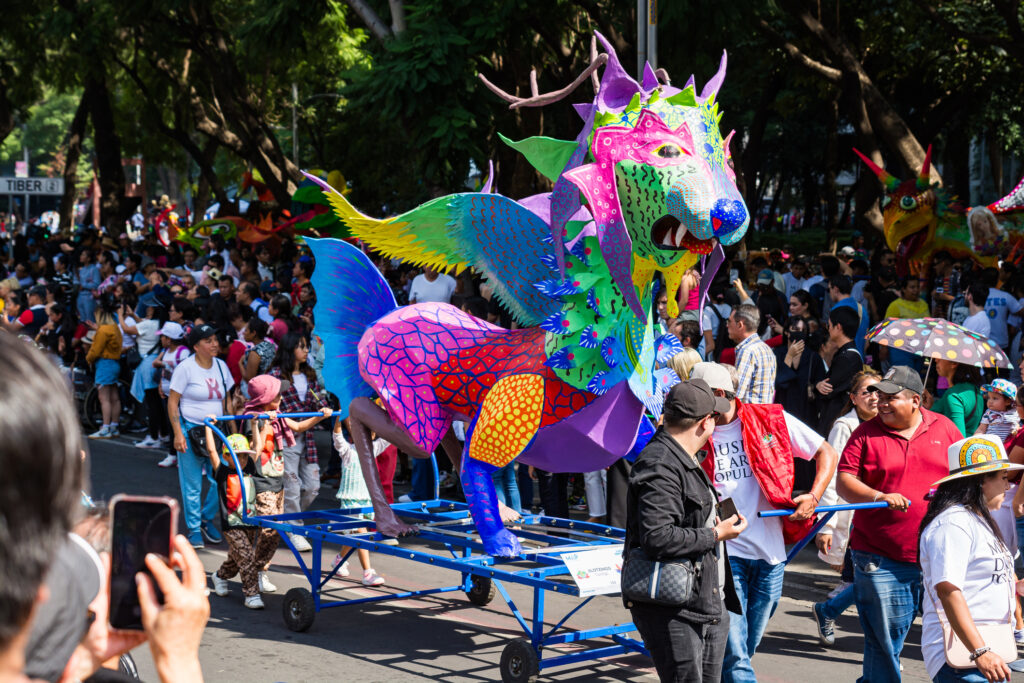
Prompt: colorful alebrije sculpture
<box><xmin>307</xmin><ymin>34</ymin><xmax>749</xmax><ymax>557</ymax></box>
<box><xmin>855</xmin><ymin>146</ymin><xmax>1024</xmax><ymax>275</ymax></box>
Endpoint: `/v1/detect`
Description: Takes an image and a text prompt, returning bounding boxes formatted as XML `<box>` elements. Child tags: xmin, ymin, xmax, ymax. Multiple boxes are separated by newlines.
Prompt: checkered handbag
<box><xmin>620</xmin><ymin>547</ymin><xmax>701</xmax><ymax>606</ymax></box>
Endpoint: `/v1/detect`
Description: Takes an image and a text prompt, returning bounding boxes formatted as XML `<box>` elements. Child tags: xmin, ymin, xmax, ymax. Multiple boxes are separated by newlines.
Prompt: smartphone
<box><xmin>717</xmin><ymin>497</ymin><xmax>739</xmax><ymax>523</ymax></box>
<box><xmin>109</xmin><ymin>495</ymin><xmax>178</xmax><ymax>630</ymax></box>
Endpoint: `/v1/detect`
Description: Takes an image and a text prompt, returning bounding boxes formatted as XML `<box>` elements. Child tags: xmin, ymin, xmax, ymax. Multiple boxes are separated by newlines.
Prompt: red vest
<box><xmin>700</xmin><ymin>400</ymin><xmax>815</xmax><ymax>544</ymax></box>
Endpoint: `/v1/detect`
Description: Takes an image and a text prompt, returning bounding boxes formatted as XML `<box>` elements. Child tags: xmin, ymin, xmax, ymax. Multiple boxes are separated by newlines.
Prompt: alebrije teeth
<box><xmin>587</xmin><ymin>289</ymin><xmax>602</xmax><ymax>317</ymax></box>
<box><xmin>540</xmin><ymin>310</ymin><xmax>573</xmax><ymax>336</ymax></box>
<box><xmin>579</xmin><ymin>325</ymin><xmax>599</xmax><ymax>349</ymax></box>
<box><xmin>545</xmin><ymin>347</ymin><xmax>577</xmax><ymax>369</ymax></box>
<box><xmin>600</xmin><ymin>337</ymin><xmax>618</xmax><ymax>367</ymax></box>
<box><xmin>587</xmin><ymin>371</ymin><xmax>611</xmax><ymax>395</ymax></box>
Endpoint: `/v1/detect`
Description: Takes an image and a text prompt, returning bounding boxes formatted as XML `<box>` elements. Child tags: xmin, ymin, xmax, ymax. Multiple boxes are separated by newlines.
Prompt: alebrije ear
<box><xmin>594</xmin><ymin>31</ymin><xmax>641</xmax><ymax>112</ymax></box>
<box><xmin>700</xmin><ymin>51</ymin><xmax>728</xmax><ymax>102</ymax></box>
<box><xmin>852</xmin><ymin>148</ymin><xmax>901</xmax><ymax>191</ymax></box>
<box><xmin>917</xmin><ymin>144</ymin><xmax>933</xmax><ymax>191</ymax></box>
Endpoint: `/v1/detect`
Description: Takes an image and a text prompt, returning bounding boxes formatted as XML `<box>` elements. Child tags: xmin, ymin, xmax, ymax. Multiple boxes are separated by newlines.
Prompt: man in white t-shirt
<box><xmin>690</xmin><ymin>362</ymin><xmax>837</xmax><ymax>683</ymax></box>
<box><xmin>408</xmin><ymin>266</ymin><xmax>457</xmax><ymax>304</ymax></box>
<box><xmin>961</xmin><ymin>282</ymin><xmax>992</xmax><ymax>339</ymax></box>
<box><xmin>982</xmin><ymin>269</ymin><xmax>1022</xmax><ymax>348</ymax></box>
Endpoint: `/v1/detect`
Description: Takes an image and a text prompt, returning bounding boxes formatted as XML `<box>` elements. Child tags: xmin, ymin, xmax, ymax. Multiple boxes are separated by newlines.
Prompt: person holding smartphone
<box><xmin>624</xmin><ymin>379</ymin><xmax>747</xmax><ymax>682</ymax></box>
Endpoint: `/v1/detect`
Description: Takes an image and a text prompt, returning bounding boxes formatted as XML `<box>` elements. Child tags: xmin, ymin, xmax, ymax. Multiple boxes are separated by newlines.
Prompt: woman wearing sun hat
<box><xmin>918</xmin><ymin>434</ymin><xmax>1023</xmax><ymax>682</ymax></box>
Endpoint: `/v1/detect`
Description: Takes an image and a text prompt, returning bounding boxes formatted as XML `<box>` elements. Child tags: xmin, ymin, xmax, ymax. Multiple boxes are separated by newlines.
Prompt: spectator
<box><xmin>408</xmin><ymin>265</ymin><xmax>456</xmax><ymax>304</ymax></box>
<box><xmin>691</xmin><ymin>362</ymin><xmax>837</xmax><ymax>682</ymax></box>
<box><xmin>123</xmin><ymin>293</ymin><xmax>169</xmax><ymax>450</ymax></box>
<box><xmin>883</xmin><ymin>277</ymin><xmax>929</xmax><ymax>370</ymax></box>
<box><xmin>787</xmin><ymin>289</ymin><xmax>820</xmax><ymax>327</ymax></box>
<box><xmin>752</xmin><ymin>269</ymin><xmax>787</xmax><ymax>335</ymax></box>
<box><xmin>930</xmin><ymin>251</ymin><xmax>960</xmax><ymax>319</ymax></box>
<box><xmin>85</xmin><ymin>294</ymin><xmax>124</xmax><ymax>439</ymax></box>
<box><xmin>267</xmin><ymin>294</ymin><xmax>298</xmax><ymax>343</ymax></box>
<box><xmin>236</xmin><ymin>280</ymin><xmax>273</xmax><ymax>323</ymax></box>
<box><xmin>0</xmin><ymin>334</ymin><xmax>84</xmax><ymax>682</ymax></box>
<box><xmin>865</xmin><ymin>266</ymin><xmax>900</xmax><ymax>325</ymax></box>
<box><xmin>919</xmin><ymin>435</ymin><xmax>1019</xmax><ymax>683</ymax></box>
<box><xmin>924</xmin><ymin>359</ymin><xmax>984</xmax><ymax>438</ymax></box>
<box><xmin>268</xmin><ymin>333</ymin><xmax>332</xmax><ymax>551</ymax></box>
<box><xmin>962</xmin><ymin>282</ymin><xmax>992</xmax><ymax>338</ymax></box>
<box><xmin>624</xmin><ymin>378</ymin><xmax>744</xmax><ymax>682</ymax></box>
<box><xmin>975</xmin><ymin>379</ymin><xmax>1019</xmax><ymax>443</ymax></box>
<box><xmin>242</xmin><ymin>317</ymin><xmax>277</xmax><ymax>381</ymax></box>
<box><xmin>2</xmin><ymin>284</ymin><xmax>47</xmax><ymax>337</ymax></box>
<box><xmin>729</xmin><ymin>304</ymin><xmax>776</xmax><ymax>404</ymax></box>
<box><xmin>837</xmin><ymin>365</ymin><xmax>962</xmax><ymax>683</ymax></box>
<box><xmin>75</xmin><ymin>249</ymin><xmax>101</xmax><ymax>323</ymax></box>
<box><xmin>702</xmin><ymin>287</ymin><xmax>733</xmax><ymax>361</ymax></box>
<box><xmin>813</xmin><ymin>306</ymin><xmax>864</xmax><ymax>435</ymax></box>
<box><xmin>169</xmin><ymin>323</ymin><xmax>233</xmax><ymax>548</ymax></box>
<box><xmin>812</xmin><ymin>369</ymin><xmax>881</xmax><ymax>647</ymax></box>
<box><xmin>981</xmin><ymin>267</ymin><xmax>1022</xmax><ymax>351</ymax></box>
<box><xmin>153</xmin><ymin>321</ymin><xmax>191</xmax><ymax>468</ymax></box>
<box><xmin>782</xmin><ymin>258</ymin><xmax>810</xmax><ymax>300</ymax></box>
<box><xmin>829</xmin><ymin>275</ymin><xmax>869</xmax><ymax>356</ymax></box>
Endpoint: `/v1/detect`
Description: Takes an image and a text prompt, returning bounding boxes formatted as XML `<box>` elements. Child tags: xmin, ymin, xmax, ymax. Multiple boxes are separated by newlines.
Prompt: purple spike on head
<box><xmin>594</xmin><ymin>32</ymin><xmax>642</xmax><ymax>111</ymax></box>
<box><xmin>700</xmin><ymin>51</ymin><xmax>728</xmax><ymax>102</ymax></box>
<box><xmin>641</xmin><ymin>62</ymin><xmax>659</xmax><ymax>91</ymax></box>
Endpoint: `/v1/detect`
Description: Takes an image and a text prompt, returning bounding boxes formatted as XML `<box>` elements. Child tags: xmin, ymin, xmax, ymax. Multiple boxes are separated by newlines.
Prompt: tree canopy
<box><xmin>1</xmin><ymin>0</ymin><xmax>1022</xmax><ymax>244</ymax></box>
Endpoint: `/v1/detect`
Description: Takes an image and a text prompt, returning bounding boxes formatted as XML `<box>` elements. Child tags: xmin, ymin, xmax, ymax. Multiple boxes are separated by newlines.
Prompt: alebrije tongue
<box><xmin>697</xmin><ymin>243</ymin><xmax>726</xmax><ymax>333</ymax></box>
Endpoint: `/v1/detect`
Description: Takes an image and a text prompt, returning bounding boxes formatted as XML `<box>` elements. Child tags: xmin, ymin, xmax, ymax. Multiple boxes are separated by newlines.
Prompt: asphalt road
<box><xmin>85</xmin><ymin>431</ymin><xmax>940</xmax><ymax>682</ymax></box>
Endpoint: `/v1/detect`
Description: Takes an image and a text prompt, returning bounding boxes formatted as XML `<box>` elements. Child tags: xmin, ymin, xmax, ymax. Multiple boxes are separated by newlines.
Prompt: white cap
<box><xmin>115</xmin><ymin>264</ymin><xmax>126</xmax><ymax>274</ymax></box>
<box><xmin>158</xmin><ymin>321</ymin><xmax>185</xmax><ymax>340</ymax></box>
<box><xmin>689</xmin><ymin>362</ymin><xmax>733</xmax><ymax>392</ymax></box>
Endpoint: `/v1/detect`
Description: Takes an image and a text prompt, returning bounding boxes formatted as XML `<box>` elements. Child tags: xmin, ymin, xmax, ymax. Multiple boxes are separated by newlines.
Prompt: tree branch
<box><xmin>758</xmin><ymin>19</ymin><xmax>841</xmax><ymax>83</ymax></box>
<box><xmin>388</xmin><ymin>0</ymin><xmax>406</xmax><ymax>35</ymax></box>
<box><xmin>343</xmin><ymin>0</ymin><xmax>393</xmax><ymax>43</ymax></box>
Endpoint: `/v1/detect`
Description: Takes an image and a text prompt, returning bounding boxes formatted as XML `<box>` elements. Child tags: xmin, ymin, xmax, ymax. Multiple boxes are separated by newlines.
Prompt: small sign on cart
<box><xmin>561</xmin><ymin>545</ymin><xmax>624</xmax><ymax>597</ymax></box>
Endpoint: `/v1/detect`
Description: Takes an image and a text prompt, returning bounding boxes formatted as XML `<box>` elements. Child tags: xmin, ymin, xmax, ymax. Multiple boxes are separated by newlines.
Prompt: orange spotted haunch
<box><xmin>468</xmin><ymin>374</ymin><xmax>545</xmax><ymax>467</ymax></box>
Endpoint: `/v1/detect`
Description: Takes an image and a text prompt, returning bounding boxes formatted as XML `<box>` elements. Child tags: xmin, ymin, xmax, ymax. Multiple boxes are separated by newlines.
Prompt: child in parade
<box><xmin>331</xmin><ymin>418</ymin><xmax>387</xmax><ymax>586</ymax></box>
<box><xmin>205</xmin><ymin>431</ymin><xmax>280</xmax><ymax>610</ymax></box>
<box><xmin>975</xmin><ymin>378</ymin><xmax>1020</xmax><ymax>442</ymax></box>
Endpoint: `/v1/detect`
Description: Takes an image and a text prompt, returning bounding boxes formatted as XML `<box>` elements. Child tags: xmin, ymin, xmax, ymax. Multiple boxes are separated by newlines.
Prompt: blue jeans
<box><xmin>852</xmin><ymin>550</ymin><xmax>923</xmax><ymax>683</ymax></box>
<box><xmin>177</xmin><ymin>418</ymin><xmax>220</xmax><ymax>535</ymax></box>
<box><xmin>491</xmin><ymin>462</ymin><xmax>523</xmax><ymax>513</ymax></box>
<box><xmin>820</xmin><ymin>582</ymin><xmax>856</xmax><ymax>621</ymax></box>
<box><xmin>409</xmin><ymin>456</ymin><xmax>434</xmax><ymax>501</ymax></box>
<box><xmin>932</xmin><ymin>663</ymin><xmax>988</xmax><ymax>682</ymax></box>
<box><xmin>723</xmin><ymin>556</ymin><xmax>785</xmax><ymax>683</ymax></box>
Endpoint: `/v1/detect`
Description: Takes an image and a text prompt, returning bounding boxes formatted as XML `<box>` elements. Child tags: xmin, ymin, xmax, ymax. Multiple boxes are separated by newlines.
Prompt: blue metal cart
<box><xmin>206</xmin><ymin>413</ymin><xmax>646</xmax><ymax>682</ymax></box>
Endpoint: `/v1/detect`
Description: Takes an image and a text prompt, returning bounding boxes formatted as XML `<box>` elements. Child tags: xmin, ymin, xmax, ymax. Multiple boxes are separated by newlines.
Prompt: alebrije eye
<box><xmin>899</xmin><ymin>195</ymin><xmax>917</xmax><ymax>211</ymax></box>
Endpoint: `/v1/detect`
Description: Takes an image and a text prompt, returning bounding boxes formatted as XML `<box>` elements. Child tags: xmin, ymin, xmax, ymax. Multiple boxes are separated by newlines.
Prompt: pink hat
<box><xmin>244</xmin><ymin>374</ymin><xmax>281</xmax><ymax>412</ymax></box>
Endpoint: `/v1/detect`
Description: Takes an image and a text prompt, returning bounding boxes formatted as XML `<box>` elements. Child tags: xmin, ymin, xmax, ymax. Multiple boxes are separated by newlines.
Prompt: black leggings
<box><xmin>144</xmin><ymin>388</ymin><xmax>170</xmax><ymax>441</ymax></box>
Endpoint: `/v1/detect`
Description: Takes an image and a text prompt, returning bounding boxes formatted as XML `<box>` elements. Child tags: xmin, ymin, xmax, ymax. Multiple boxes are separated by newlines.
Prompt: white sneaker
<box><xmin>362</xmin><ymin>569</ymin><xmax>386</xmax><ymax>586</ymax></box>
<box><xmin>157</xmin><ymin>454</ymin><xmax>177</xmax><ymax>468</ymax></box>
<box><xmin>397</xmin><ymin>494</ymin><xmax>413</xmax><ymax>503</ymax></box>
<box><xmin>258</xmin><ymin>571</ymin><xmax>277</xmax><ymax>593</ymax></box>
<box><xmin>290</xmin><ymin>533</ymin><xmax>312</xmax><ymax>552</ymax></box>
<box><xmin>333</xmin><ymin>554</ymin><xmax>350</xmax><ymax>577</ymax></box>
<box><xmin>88</xmin><ymin>426</ymin><xmax>112</xmax><ymax>439</ymax></box>
<box><xmin>210</xmin><ymin>574</ymin><xmax>229</xmax><ymax>597</ymax></box>
<box><xmin>136</xmin><ymin>435</ymin><xmax>159</xmax><ymax>448</ymax></box>
<box><xmin>107</xmin><ymin>426</ymin><xmax>120</xmax><ymax>438</ymax></box>
<box><xmin>244</xmin><ymin>595</ymin><xmax>264</xmax><ymax>609</ymax></box>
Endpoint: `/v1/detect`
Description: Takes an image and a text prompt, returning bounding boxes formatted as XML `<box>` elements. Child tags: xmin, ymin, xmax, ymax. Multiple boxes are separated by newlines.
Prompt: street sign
<box><xmin>0</xmin><ymin>177</ymin><xmax>64</xmax><ymax>196</ymax></box>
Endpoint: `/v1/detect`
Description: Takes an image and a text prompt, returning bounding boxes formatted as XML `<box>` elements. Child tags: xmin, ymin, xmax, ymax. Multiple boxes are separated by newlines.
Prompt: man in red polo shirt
<box><xmin>837</xmin><ymin>365</ymin><xmax>960</xmax><ymax>683</ymax></box>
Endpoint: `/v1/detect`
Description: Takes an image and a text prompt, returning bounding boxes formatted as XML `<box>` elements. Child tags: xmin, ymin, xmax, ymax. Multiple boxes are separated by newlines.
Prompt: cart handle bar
<box><xmin>758</xmin><ymin>501</ymin><xmax>907</xmax><ymax>517</ymax></box>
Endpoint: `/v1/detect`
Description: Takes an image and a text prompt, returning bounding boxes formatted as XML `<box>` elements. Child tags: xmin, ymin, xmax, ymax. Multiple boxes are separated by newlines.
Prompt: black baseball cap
<box><xmin>869</xmin><ymin>365</ymin><xmax>925</xmax><ymax>396</ymax></box>
<box><xmin>188</xmin><ymin>323</ymin><xmax>217</xmax><ymax>346</ymax></box>
<box><xmin>666</xmin><ymin>378</ymin><xmax>730</xmax><ymax>419</ymax></box>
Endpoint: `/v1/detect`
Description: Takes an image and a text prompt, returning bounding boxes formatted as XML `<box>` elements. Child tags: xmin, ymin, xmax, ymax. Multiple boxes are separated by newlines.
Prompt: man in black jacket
<box><xmin>814</xmin><ymin>306</ymin><xmax>863</xmax><ymax>435</ymax></box>
<box><xmin>625</xmin><ymin>379</ymin><xmax>747</xmax><ymax>682</ymax></box>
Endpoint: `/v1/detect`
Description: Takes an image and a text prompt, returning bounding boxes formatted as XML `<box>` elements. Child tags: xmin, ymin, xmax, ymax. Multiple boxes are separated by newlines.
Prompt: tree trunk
<box><xmin>739</xmin><ymin>75</ymin><xmax>783</xmax><ymax>216</ymax></box>
<box><xmin>58</xmin><ymin>90</ymin><xmax>90</xmax><ymax>235</ymax></box>
<box><xmin>988</xmin><ymin>132</ymin><xmax>1004</xmax><ymax>196</ymax></box>
<box><xmin>0</xmin><ymin>83</ymin><xmax>14</xmax><ymax>147</ymax></box>
<box><xmin>823</xmin><ymin>93</ymin><xmax>840</xmax><ymax>251</ymax></box>
<box><xmin>87</xmin><ymin>77</ymin><xmax>129</xmax><ymax>230</ymax></box>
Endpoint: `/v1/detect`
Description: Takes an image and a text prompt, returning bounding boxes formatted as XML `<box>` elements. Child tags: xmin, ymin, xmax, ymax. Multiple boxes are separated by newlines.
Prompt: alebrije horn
<box><xmin>852</xmin><ymin>148</ymin><xmax>900</xmax><ymax>191</ymax></box>
<box><xmin>917</xmin><ymin>144</ymin><xmax>933</xmax><ymax>190</ymax></box>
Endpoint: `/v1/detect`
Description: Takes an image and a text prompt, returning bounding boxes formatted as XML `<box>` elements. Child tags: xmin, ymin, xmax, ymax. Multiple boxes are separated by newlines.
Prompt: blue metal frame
<box><xmin>758</xmin><ymin>501</ymin><xmax>907</xmax><ymax>563</ymax></box>
<box><xmin>204</xmin><ymin>413</ymin><xmax>649</xmax><ymax>676</ymax></box>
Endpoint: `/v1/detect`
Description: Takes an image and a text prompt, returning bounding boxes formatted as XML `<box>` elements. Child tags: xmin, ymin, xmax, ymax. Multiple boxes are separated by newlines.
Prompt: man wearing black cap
<box><xmin>836</xmin><ymin>365</ymin><xmax>961</xmax><ymax>683</ymax></box>
<box><xmin>2</xmin><ymin>285</ymin><xmax>47</xmax><ymax>337</ymax></box>
<box><xmin>624</xmin><ymin>379</ymin><xmax>747</xmax><ymax>682</ymax></box>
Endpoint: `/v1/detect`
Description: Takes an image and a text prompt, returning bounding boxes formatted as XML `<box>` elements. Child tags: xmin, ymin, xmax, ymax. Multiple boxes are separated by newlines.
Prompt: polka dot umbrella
<box><xmin>865</xmin><ymin>317</ymin><xmax>1010</xmax><ymax>368</ymax></box>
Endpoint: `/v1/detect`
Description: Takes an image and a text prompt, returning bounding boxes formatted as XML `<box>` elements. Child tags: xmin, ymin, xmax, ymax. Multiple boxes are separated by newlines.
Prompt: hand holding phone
<box><xmin>109</xmin><ymin>495</ymin><xmax>177</xmax><ymax>631</ymax></box>
<box><xmin>717</xmin><ymin>496</ymin><xmax>739</xmax><ymax>522</ymax></box>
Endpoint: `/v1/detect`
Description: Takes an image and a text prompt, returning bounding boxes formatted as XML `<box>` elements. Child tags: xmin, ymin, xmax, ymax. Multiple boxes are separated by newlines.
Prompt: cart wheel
<box><xmin>466</xmin><ymin>576</ymin><xmax>495</xmax><ymax>606</ymax></box>
<box><xmin>282</xmin><ymin>587</ymin><xmax>316</xmax><ymax>632</ymax></box>
<box><xmin>500</xmin><ymin>638</ymin><xmax>539</xmax><ymax>683</ymax></box>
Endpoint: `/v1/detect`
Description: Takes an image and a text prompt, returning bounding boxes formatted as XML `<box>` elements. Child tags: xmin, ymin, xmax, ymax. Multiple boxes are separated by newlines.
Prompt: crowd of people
<box><xmin>7</xmin><ymin>208</ymin><xmax>1024</xmax><ymax>682</ymax></box>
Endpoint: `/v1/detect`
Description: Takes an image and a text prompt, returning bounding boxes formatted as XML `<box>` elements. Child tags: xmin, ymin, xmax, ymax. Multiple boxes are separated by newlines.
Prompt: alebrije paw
<box><xmin>483</xmin><ymin>528</ymin><xmax>523</xmax><ymax>559</ymax></box>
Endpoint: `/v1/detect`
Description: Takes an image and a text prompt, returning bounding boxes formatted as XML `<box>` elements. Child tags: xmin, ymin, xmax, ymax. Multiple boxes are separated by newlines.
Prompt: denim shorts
<box><xmin>94</xmin><ymin>358</ymin><xmax>120</xmax><ymax>386</ymax></box>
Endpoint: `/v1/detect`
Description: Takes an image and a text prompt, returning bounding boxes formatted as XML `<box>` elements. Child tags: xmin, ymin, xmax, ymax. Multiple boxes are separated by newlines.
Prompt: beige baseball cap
<box><xmin>689</xmin><ymin>362</ymin><xmax>733</xmax><ymax>393</ymax></box>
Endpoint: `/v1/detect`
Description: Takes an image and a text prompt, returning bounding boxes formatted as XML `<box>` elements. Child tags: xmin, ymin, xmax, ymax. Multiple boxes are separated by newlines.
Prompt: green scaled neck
<box><xmin>541</xmin><ymin>224</ymin><xmax>652</xmax><ymax>391</ymax></box>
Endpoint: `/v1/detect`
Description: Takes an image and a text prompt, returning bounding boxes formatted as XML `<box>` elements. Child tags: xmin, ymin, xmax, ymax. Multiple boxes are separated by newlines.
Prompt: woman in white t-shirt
<box><xmin>919</xmin><ymin>435</ymin><xmax>1024</xmax><ymax>682</ymax></box>
<box><xmin>169</xmin><ymin>324</ymin><xmax>234</xmax><ymax>549</ymax></box>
